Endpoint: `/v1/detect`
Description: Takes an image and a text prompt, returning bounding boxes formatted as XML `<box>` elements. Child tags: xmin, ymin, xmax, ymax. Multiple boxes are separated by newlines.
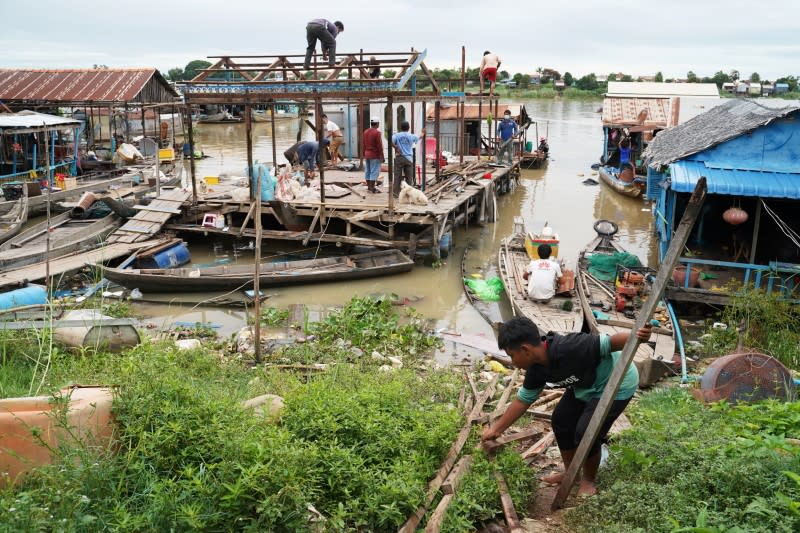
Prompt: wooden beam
<box><xmin>441</xmin><ymin>455</ymin><xmax>473</xmax><ymax>495</ymax></box>
<box><xmin>552</xmin><ymin>177</ymin><xmax>707</xmax><ymax>510</ymax></box>
<box><xmin>495</xmin><ymin>472</ymin><xmax>524</xmax><ymax>533</ymax></box>
<box><xmin>326</xmin><ymin>55</ymin><xmax>355</xmax><ymax>80</ymax></box>
<box><xmin>192</xmin><ymin>58</ymin><xmax>225</xmax><ymax>81</ymax></box>
<box><xmin>349</xmin><ymin>219</ymin><xmax>390</xmax><ymax>239</ymax></box>
<box><xmin>521</xmin><ymin>431</ymin><xmax>555</xmax><ymax>461</ymax></box>
<box><xmin>424</xmin><ymin>455</ymin><xmax>473</xmax><ymax>533</ymax></box>
<box><xmin>482</xmin><ymin>427</ymin><xmax>541</xmax><ymax>453</ymax></box>
<box><xmin>302</xmin><ymin>207</ymin><xmax>323</xmax><ymax>246</ymax></box>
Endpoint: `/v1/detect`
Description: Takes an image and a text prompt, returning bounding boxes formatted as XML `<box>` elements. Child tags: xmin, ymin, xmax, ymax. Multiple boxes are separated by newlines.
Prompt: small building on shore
<box><xmin>643</xmin><ymin>99</ymin><xmax>800</xmax><ymax>304</ymax></box>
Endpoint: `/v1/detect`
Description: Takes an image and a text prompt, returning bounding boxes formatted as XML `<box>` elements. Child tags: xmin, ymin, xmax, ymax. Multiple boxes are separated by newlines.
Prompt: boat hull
<box><xmin>598</xmin><ymin>166</ymin><xmax>642</xmax><ymax>198</ymax></box>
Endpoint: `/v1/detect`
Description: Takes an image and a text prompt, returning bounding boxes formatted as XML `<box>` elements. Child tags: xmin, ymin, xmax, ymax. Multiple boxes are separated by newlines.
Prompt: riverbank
<box><xmin>492</xmin><ymin>86</ymin><xmax>604</xmax><ymax>99</ymax></box>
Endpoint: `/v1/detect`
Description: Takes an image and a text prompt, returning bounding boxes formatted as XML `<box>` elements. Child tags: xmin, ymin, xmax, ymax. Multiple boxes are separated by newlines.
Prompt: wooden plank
<box><xmin>423</xmin><ymin>494</ymin><xmax>453</xmax><ymax>533</ymax></box>
<box><xmin>441</xmin><ymin>455</ymin><xmax>473</xmax><ymax>495</ymax></box>
<box><xmin>133</xmin><ymin>204</ymin><xmax>182</xmax><ymax>214</ymax></box>
<box><xmin>521</xmin><ymin>431</ymin><xmax>555</xmax><ymax>461</ymax></box>
<box><xmin>349</xmin><ymin>219</ymin><xmax>390</xmax><ymax>239</ymax></box>
<box><xmin>495</xmin><ymin>472</ymin><xmax>524</xmax><ymax>533</ymax></box>
<box><xmin>482</xmin><ymin>427</ymin><xmax>540</xmax><ymax>453</ymax></box>
<box><xmin>552</xmin><ymin>177</ymin><xmax>707</xmax><ymax>510</ymax></box>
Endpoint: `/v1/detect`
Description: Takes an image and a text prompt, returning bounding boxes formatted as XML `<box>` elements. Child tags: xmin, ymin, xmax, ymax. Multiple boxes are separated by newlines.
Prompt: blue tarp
<box><xmin>670</xmin><ymin>160</ymin><xmax>800</xmax><ymax>199</ymax></box>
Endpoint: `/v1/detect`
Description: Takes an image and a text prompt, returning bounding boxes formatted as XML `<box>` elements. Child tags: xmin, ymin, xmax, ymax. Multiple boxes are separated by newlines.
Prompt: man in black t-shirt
<box><xmin>481</xmin><ymin>317</ymin><xmax>651</xmax><ymax>497</ymax></box>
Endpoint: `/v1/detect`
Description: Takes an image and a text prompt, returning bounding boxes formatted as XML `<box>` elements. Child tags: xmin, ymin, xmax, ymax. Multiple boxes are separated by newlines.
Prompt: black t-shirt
<box><xmin>521</xmin><ymin>332</ymin><xmax>601</xmax><ymax>391</ymax></box>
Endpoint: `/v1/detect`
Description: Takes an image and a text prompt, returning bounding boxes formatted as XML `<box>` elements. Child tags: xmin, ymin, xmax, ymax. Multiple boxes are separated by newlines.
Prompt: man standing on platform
<box><xmin>304</xmin><ymin>19</ymin><xmax>344</xmax><ymax>70</ymax></box>
<box><xmin>496</xmin><ymin>110</ymin><xmax>518</xmax><ymax>166</ymax></box>
<box><xmin>391</xmin><ymin>121</ymin><xmax>426</xmax><ymax>198</ymax></box>
<box><xmin>323</xmin><ymin>114</ymin><xmax>345</xmax><ymax>164</ymax></box>
<box><xmin>480</xmin><ymin>51</ymin><xmax>502</xmax><ymax>97</ymax></box>
<box><xmin>363</xmin><ymin>118</ymin><xmax>384</xmax><ymax>194</ymax></box>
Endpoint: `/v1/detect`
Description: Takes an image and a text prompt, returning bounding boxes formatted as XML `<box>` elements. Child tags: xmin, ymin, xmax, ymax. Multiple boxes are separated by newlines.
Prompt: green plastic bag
<box><xmin>464</xmin><ymin>277</ymin><xmax>505</xmax><ymax>301</ymax></box>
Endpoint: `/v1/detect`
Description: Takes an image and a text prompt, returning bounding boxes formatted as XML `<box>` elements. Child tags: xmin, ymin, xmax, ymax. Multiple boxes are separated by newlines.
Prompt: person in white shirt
<box><xmin>322</xmin><ymin>114</ymin><xmax>344</xmax><ymax>164</ymax></box>
<box><xmin>524</xmin><ymin>244</ymin><xmax>562</xmax><ymax>302</ymax></box>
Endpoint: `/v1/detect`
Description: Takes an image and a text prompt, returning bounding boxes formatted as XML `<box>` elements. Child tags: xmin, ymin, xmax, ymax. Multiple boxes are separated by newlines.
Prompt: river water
<box><xmin>132</xmin><ymin>100</ymin><xmax>657</xmax><ymax>346</ymax></box>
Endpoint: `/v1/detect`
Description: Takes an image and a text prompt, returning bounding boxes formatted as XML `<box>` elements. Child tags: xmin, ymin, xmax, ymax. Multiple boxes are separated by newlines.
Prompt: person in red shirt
<box><xmin>363</xmin><ymin>118</ymin><xmax>384</xmax><ymax>193</ymax></box>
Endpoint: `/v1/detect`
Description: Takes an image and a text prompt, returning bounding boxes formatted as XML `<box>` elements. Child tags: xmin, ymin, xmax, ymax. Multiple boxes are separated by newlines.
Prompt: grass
<box><xmin>492</xmin><ymin>85</ymin><xmax>604</xmax><ymax>99</ymax></box>
<box><xmin>0</xmin><ymin>296</ymin><xmax>534</xmax><ymax>532</ymax></box>
<box><xmin>567</xmin><ymin>388</ymin><xmax>800</xmax><ymax>532</ymax></box>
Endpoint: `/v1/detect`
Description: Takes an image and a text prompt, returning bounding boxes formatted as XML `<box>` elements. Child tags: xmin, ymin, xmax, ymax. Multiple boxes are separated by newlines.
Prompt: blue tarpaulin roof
<box><xmin>670</xmin><ymin>160</ymin><xmax>800</xmax><ymax>199</ymax></box>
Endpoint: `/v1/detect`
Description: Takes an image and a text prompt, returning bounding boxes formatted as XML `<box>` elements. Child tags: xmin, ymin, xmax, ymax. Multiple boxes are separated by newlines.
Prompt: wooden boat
<box><xmin>0</xmin><ymin>211</ymin><xmax>120</xmax><ymax>270</ymax></box>
<box><xmin>575</xmin><ymin>219</ymin><xmax>675</xmax><ymax>386</ymax></box>
<box><xmin>0</xmin><ymin>185</ymin><xmax>28</xmax><ymax>245</ymax></box>
<box><xmin>598</xmin><ymin>166</ymin><xmax>643</xmax><ymax>198</ymax></box>
<box><xmin>251</xmin><ymin>109</ymin><xmax>299</xmax><ymax>122</ymax></box>
<box><xmin>498</xmin><ymin>217</ymin><xmax>583</xmax><ymax>334</ymax></box>
<box><xmin>198</xmin><ymin>111</ymin><xmax>242</xmax><ymax>124</ymax></box>
<box><xmin>98</xmin><ymin>249</ymin><xmax>415</xmax><ymax>293</ymax></box>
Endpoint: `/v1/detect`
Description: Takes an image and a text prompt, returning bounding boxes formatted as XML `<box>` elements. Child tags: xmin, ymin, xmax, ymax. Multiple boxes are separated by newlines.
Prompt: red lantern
<box><xmin>723</xmin><ymin>206</ymin><xmax>748</xmax><ymax>225</ymax></box>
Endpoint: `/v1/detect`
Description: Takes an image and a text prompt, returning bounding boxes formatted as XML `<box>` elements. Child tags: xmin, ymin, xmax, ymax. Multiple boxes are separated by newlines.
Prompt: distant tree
<box><xmin>382</xmin><ymin>69</ymin><xmax>397</xmax><ymax>79</ymax></box>
<box><xmin>499</xmin><ymin>70</ymin><xmax>510</xmax><ymax>80</ymax></box>
<box><xmin>576</xmin><ymin>73</ymin><xmax>598</xmax><ymax>91</ymax></box>
<box><xmin>749</xmin><ymin>72</ymin><xmax>761</xmax><ymax>83</ymax></box>
<box><xmin>608</xmin><ymin>72</ymin><xmax>617</xmax><ymax>82</ymax></box>
<box><xmin>563</xmin><ymin>72</ymin><xmax>574</xmax><ymax>86</ymax></box>
<box><xmin>541</xmin><ymin>68</ymin><xmax>560</xmax><ymax>83</ymax></box>
<box><xmin>654</xmin><ymin>71</ymin><xmax>664</xmax><ymax>82</ymax></box>
<box><xmin>776</xmin><ymin>75</ymin><xmax>798</xmax><ymax>92</ymax></box>
<box><xmin>167</xmin><ymin>67</ymin><xmax>184</xmax><ymax>81</ymax></box>
<box><xmin>729</xmin><ymin>69</ymin><xmax>740</xmax><ymax>81</ymax></box>
<box><xmin>711</xmin><ymin>70</ymin><xmax>731</xmax><ymax>88</ymax></box>
<box><xmin>183</xmin><ymin>60</ymin><xmax>212</xmax><ymax>80</ymax></box>
<box><xmin>621</xmin><ymin>74</ymin><xmax>633</xmax><ymax>82</ymax></box>
<box><xmin>92</xmin><ymin>64</ymin><xmax>108</xmax><ymax>69</ymax></box>
<box><xmin>686</xmin><ymin>71</ymin><xmax>698</xmax><ymax>83</ymax></box>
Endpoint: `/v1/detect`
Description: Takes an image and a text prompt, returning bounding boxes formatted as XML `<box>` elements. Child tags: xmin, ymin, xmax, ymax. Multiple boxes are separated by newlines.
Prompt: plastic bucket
<box><xmin>526</xmin><ymin>141</ymin><xmax>533</xmax><ymax>152</ymax></box>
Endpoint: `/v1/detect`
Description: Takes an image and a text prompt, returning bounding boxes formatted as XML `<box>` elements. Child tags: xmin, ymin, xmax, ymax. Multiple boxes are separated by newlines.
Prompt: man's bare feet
<box><xmin>578</xmin><ymin>480</ymin><xmax>597</xmax><ymax>497</ymax></box>
<box><xmin>540</xmin><ymin>471</ymin><xmax>564</xmax><ymax>485</ymax></box>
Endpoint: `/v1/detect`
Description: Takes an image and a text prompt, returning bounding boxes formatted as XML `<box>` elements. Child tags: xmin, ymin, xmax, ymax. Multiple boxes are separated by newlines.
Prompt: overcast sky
<box><xmin>2</xmin><ymin>0</ymin><xmax>797</xmax><ymax>80</ymax></box>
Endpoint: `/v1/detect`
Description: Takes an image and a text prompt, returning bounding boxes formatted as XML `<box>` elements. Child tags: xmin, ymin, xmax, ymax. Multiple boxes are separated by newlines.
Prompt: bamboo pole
<box><xmin>270</xmin><ymin>101</ymin><xmax>277</xmax><ymax>167</ymax></box>
<box><xmin>187</xmin><ymin>110</ymin><xmax>197</xmax><ymax>201</ymax></box>
<box><xmin>245</xmin><ymin>104</ymin><xmax>262</xmax><ymax>364</ymax></box>
<box><xmin>551</xmin><ymin>177</ymin><xmax>708</xmax><ymax>510</ymax></box>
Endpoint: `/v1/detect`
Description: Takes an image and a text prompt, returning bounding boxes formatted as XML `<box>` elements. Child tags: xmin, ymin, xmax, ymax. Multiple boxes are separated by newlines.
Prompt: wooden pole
<box><xmin>357</xmin><ymin>100</ymin><xmax>364</xmax><ymax>170</ymax></box>
<box><xmin>421</xmin><ymin>100</ymin><xmax>427</xmax><ymax>191</ymax></box>
<box><xmin>245</xmin><ymin>104</ymin><xmax>262</xmax><ymax>363</ymax></box>
<box><xmin>270</xmin><ymin>101</ymin><xmax>277</xmax><ymax>167</ymax></box>
<box><xmin>387</xmin><ymin>95</ymin><xmax>394</xmax><ymax>215</ymax></box>
<box><xmin>460</xmin><ymin>46</ymin><xmax>466</xmax><ymax>164</ymax></box>
<box><xmin>434</xmin><ymin>100</ymin><xmax>441</xmax><ymax>182</ymax></box>
<box><xmin>551</xmin><ymin>177</ymin><xmax>707</xmax><ymax>510</ymax></box>
<box><xmin>43</xmin><ymin>129</ymin><xmax>51</xmax><ymax>295</ymax></box>
<box><xmin>749</xmin><ymin>199</ymin><xmax>762</xmax><ymax>264</ymax></box>
<box><xmin>186</xmin><ymin>109</ymin><xmax>197</xmax><ymax>201</ymax></box>
<box><xmin>246</xmin><ymin>104</ymin><xmax>255</xmax><ymax>198</ymax></box>
<box><xmin>315</xmin><ymin>98</ymin><xmax>326</xmax><ymax>221</ymax></box>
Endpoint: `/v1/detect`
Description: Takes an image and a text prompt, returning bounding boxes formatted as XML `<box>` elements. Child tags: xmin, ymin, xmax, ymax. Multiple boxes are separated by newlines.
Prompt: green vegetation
<box><xmin>0</xmin><ymin>296</ymin><xmax>533</xmax><ymax>531</ymax></box>
<box><xmin>702</xmin><ymin>288</ymin><xmax>800</xmax><ymax>370</ymax></box>
<box><xmin>568</xmin><ymin>388</ymin><xmax>800</xmax><ymax>532</ymax></box>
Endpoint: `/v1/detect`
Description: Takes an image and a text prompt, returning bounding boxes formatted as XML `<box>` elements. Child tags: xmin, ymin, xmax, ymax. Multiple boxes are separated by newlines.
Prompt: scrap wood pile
<box><xmin>421</xmin><ymin>161</ymin><xmax>499</xmax><ymax>205</ymax></box>
<box><xmin>401</xmin><ymin>366</ymin><xmax>567</xmax><ymax>533</ymax></box>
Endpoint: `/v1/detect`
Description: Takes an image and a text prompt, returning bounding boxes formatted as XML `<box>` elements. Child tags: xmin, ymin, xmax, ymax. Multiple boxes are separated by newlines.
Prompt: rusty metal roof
<box><xmin>0</xmin><ymin>69</ymin><xmax>178</xmax><ymax>104</ymax></box>
<box><xmin>427</xmin><ymin>104</ymin><xmax>526</xmax><ymax>121</ymax></box>
<box><xmin>602</xmin><ymin>97</ymin><xmax>670</xmax><ymax>128</ymax></box>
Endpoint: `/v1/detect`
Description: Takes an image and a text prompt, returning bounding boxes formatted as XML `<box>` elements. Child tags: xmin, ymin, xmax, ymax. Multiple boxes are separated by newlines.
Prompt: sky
<box><xmin>1</xmin><ymin>0</ymin><xmax>798</xmax><ymax>80</ymax></box>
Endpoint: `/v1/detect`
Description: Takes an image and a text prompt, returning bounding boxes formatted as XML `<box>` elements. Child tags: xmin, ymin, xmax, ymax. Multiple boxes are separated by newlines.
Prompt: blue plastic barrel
<box><xmin>0</xmin><ymin>285</ymin><xmax>47</xmax><ymax>311</ymax></box>
<box><xmin>137</xmin><ymin>242</ymin><xmax>191</xmax><ymax>269</ymax></box>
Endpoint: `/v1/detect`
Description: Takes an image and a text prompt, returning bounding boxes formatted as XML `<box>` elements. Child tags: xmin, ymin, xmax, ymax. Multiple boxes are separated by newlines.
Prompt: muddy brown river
<box><xmin>131</xmin><ymin>100</ymin><xmax>657</xmax><ymax>345</ymax></box>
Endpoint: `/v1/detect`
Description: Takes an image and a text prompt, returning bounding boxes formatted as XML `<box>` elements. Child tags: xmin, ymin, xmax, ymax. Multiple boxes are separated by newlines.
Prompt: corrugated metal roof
<box><xmin>426</xmin><ymin>104</ymin><xmax>524</xmax><ymax>121</ymax></box>
<box><xmin>0</xmin><ymin>68</ymin><xmax>178</xmax><ymax>103</ymax></box>
<box><xmin>602</xmin><ymin>97</ymin><xmax>669</xmax><ymax>127</ymax></box>
<box><xmin>0</xmin><ymin>110</ymin><xmax>80</xmax><ymax>133</ymax></box>
<box><xmin>670</xmin><ymin>160</ymin><xmax>800</xmax><ymax>199</ymax></box>
<box><xmin>606</xmin><ymin>81</ymin><xmax>720</xmax><ymax>98</ymax></box>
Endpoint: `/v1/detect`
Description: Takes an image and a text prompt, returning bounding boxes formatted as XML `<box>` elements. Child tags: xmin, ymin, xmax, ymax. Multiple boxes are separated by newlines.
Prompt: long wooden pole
<box><xmin>460</xmin><ymin>46</ymin><xmax>466</xmax><ymax>164</ymax></box>
<box><xmin>434</xmin><ymin>101</ymin><xmax>441</xmax><ymax>182</ymax></box>
<box><xmin>551</xmin><ymin>177</ymin><xmax>707</xmax><ymax>510</ymax></box>
<box><xmin>186</xmin><ymin>110</ymin><xmax>197</xmax><ymax>201</ymax></box>
<box><xmin>270</xmin><ymin>101</ymin><xmax>277</xmax><ymax>167</ymax></box>
<box><xmin>387</xmin><ymin>95</ymin><xmax>394</xmax><ymax>215</ymax></box>
<box><xmin>43</xmin><ymin>128</ymin><xmax>51</xmax><ymax>295</ymax></box>
<box><xmin>421</xmin><ymin>100</ymin><xmax>427</xmax><ymax>191</ymax></box>
<box><xmin>245</xmin><ymin>104</ymin><xmax>262</xmax><ymax>363</ymax></box>
<box><xmin>315</xmin><ymin>97</ymin><xmax>326</xmax><ymax>225</ymax></box>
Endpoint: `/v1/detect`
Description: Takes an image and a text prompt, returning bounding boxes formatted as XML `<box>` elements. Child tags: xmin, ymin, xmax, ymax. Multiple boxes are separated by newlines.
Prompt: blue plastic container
<box><xmin>249</xmin><ymin>163</ymin><xmax>275</xmax><ymax>201</ymax></box>
<box><xmin>137</xmin><ymin>242</ymin><xmax>191</xmax><ymax>269</ymax></box>
<box><xmin>0</xmin><ymin>285</ymin><xmax>47</xmax><ymax>311</ymax></box>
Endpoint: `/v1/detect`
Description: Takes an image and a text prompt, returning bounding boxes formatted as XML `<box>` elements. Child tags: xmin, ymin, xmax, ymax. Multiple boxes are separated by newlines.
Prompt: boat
<box><xmin>0</xmin><ymin>209</ymin><xmax>120</xmax><ymax>270</ymax></box>
<box><xmin>598</xmin><ymin>166</ymin><xmax>644</xmax><ymax>198</ymax></box>
<box><xmin>498</xmin><ymin>217</ymin><xmax>583</xmax><ymax>334</ymax></box>
<box><xmin>575</xmin><ymin>219</ymin><xmax>675</xmax><ymax>386</ymax></box>
<box><xmin>198</xmin><ymin>111</ymin><xmax>242</xmax><ymax>124</ymax></box>
<box><xmin>97</xmin><ymin>249</ymin><xmax>415</xmax><ymax>293</ymax></box>
<box><xmin>251</xmin><ymin>108</ymin><xmax>299</xmax><ymax>122</ymax></box>
<box><xmin>0</xmin><ymin>185</ymin><xmax>29</xmax><ymax>245</ymax></box>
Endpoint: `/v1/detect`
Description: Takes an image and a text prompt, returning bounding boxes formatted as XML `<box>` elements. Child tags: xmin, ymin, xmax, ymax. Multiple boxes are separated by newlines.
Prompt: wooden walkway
<box><xmin>0</xmin><ymin>239</ymin><xmax>167</xmax><ymax>289</ymax></box>
<box><xmin>107</xmin><ymin>188</ymin><xmax>191</xmax><ymax>244</ymax></box>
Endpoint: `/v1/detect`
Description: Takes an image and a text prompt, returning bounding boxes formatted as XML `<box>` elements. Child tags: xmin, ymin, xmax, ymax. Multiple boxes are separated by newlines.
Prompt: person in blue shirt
<box><xmin>391</xmin><ymin>121</ymin><xmax>426</xmax><ymax>198</ymax></box>
<box><xmin>481</xmin><ymin>316</ymin><xmax>651</xmax><ymax>497</ymax></box>
<box><xmin>304</xmin><ymin>19</ymin><xmax>344</xmax><ymax>70</ymax></box>
<box><xmin>618</xmin><ymin>137</ymin><xmax>632</xmax><ymax>170</ymax></box>
<box><xmin>297</xmin><ymin>139</ymin><xmax>330</xmax><ymax>179</ymax></box>
<box><xmin>496</xmin><ymin>110</ymin><xmax>518</xmax><ymax>166</ymax></box>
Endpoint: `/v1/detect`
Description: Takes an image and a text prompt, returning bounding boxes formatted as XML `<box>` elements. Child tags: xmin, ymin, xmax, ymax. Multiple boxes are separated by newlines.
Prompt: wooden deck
<box><xmin>108</xmin><ymin>188</ymin><xmax>191</xmax><ymax>244</ymax></box>
<box><xmin>0</xmin><ymin>239</ymin><xmax>168</xmax><ymax>289</ymax></box>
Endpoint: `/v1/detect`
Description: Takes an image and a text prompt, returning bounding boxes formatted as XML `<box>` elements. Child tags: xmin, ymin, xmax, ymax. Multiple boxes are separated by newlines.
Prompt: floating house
<box><xmin>748</xmin><ymin>83</ymin><xmax>762</xmax><ymax>96</ymax></box>
<box><xmin>600</xmin><ymin>82</ymin><xmax>721</xmax><ymax>190</ymax></box>
<box><xmin>425</xmin><ymin>103</ymin><xmax>530</xmax><ymax>157</ymax></box>
<box><xmin>643</xmin><ymin>100</ymin><xmax>800</xmax><ymax>304</ymax></box>
<box><xmin>775</xmin><ymin>83</ymin><xmax>790</xmax><ymax>95</ymax></box>
<box><xmin>761</xmin><ymin>83</ymin><xmax>774</xmax><ymax>96</ymax></box>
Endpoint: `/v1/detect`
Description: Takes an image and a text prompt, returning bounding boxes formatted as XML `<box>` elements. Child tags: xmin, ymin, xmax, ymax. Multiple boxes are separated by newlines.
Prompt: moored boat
<box><xmin>498</xmin><ymin>217</ymin><xmax>583</xmax><ymax>334</ymax></box>
<box><xmin>0</xmin><ymin>185</ymin><xmax>29</xmax><ymax>245</ymax></box>
<box><xmin>97</xmin><ymin>249</ymin><xmax>414</xmax><ymax>293</ymax></box>
<box><xmin>575</xmin><ymin>219</ymin><xmax>675</xmax><ymax>386</ymax></box>
<box><xmin>598</xmin><ymin>166</ymin><xmax>643</xmax><ymax>198</ymax></box>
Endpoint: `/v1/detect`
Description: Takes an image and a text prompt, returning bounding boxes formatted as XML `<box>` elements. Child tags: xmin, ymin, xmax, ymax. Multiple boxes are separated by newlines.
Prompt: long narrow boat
<box><xmin>0</xmin><ymin>211</ymin><xmax>120</xmax><ymax>270</ymax></box>
<box><xmin>98</xmin><ymin>249</ymin><xmax>415</xmax><ymax>293</ymax></box>
<box><xmin>575</xmin><ymin>220</ymin><xmax>675</xmax><ymax>387</ymax></box>
<box><xmin>498</xmin><ymin>217</ymin><xmax>583</xmax><ymax>334</ymax></box>
<box><xmin>0</xmin><ymin>186</ymin><xmax>29</xmax><ymax>245</ymax></box>
<box><xmin>598</xmin><ymin>166</ymin><xmax>643</xmax><ymax>198</ymax></box>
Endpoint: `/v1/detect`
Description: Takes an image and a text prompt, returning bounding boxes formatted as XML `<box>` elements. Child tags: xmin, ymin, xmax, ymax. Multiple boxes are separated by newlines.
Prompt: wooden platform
<box><xmin>107</xmin><ymin>188</ymin><xmax>191</xmax><ymax>244</ymax></box>
<box><xmin>0</xmin><ymin>239</ymin><xmax>168</xmax><ymax>289</ymax></box>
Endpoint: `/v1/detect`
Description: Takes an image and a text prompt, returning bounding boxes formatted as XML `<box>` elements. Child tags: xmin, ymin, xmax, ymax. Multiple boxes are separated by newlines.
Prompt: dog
<box><xmin>398</xmin><ymin>180</ymin><xmax>429</xmax><ymax>205</ymax></box>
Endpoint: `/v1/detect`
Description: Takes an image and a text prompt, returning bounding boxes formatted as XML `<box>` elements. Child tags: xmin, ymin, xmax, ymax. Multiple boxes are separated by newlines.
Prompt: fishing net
<box><xmin>464</xmin><ymin>277</ymin><xmax>505</xmax><ymax>301</ymax></box>
<box><xmin>588</xmin><ymin>252</ymin><xmax>641</xmax><ymax>281</ymax></box>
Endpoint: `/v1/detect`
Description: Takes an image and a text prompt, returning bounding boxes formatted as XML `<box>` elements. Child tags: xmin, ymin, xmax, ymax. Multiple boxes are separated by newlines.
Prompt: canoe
<box><xmin>251</xmin><ymin>110</ymin><xmax>299</xmax><ymax>122</ymax></box>
<box><xmin>98</xmin><ymin>249</ymin><xmax>415</xmax><ymax>293</ymax></box>
<box><xmin>0</xmin><ymin>211</ymin><xmax>120</xmax><ymax>270</ymax></box>
<box><xmin>598</xmin><ymin>166</ymin><xmax>643</xmax><ymax>198</ymax></box>
<box><xmin>498</xmin><ymin>217</ymin><xmax>583</xmax><ymax>334</ymax></box>
<box><xmin>575</xmin><ymin>219</ymin><xmax>675</xmax><ymax>386</ymax></box>
<box><xmin>0</xmin><ymin>186</ymin><xmax>29</xmax><ymax>245</ymax></box>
